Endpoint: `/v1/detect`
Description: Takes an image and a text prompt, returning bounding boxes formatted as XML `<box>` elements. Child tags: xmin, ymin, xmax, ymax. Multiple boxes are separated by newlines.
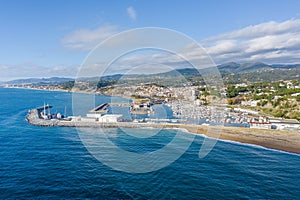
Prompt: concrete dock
<box><xmin>26</xmin><ymin>107</ymin><xmax>178</xmax><ymax>128</ymax></box>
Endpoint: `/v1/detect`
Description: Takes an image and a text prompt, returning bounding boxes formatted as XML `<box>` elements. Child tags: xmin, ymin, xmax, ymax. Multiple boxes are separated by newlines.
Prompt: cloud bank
<box><xmin>204</xmin><ymin>19</ymin><xmax>300</xmax><ymax>64</ymax></box>
<box><xmin>61</xmin><ymin>19</ymin><xmax>300</xmax><ymax>65</ymax></box>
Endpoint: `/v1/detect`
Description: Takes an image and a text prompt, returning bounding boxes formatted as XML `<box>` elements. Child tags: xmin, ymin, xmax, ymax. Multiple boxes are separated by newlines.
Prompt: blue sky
<box><xmin>1</xmin><ymin>0</ymin><xmax>300</xmax><ymax>80</ymax></box>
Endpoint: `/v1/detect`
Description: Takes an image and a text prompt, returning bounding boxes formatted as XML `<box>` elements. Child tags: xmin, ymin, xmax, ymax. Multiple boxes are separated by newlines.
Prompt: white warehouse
<box><xmin>98</xmin><ymin>114</ymin><xmax>123</xmax><ymax>123</ymax></box>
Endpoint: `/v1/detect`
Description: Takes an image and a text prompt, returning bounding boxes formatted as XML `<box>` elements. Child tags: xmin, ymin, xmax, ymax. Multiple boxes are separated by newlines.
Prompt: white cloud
<box><xmin>207</xmin><ymin>40</ymin><xmax>241</xmax><ymax>55</ymax></box>
<box><xmin>56</xmin><ymin>18</ymin><xmax>300</xmax><ymax>78</ymax></box>
<box><xmin>127</xmin><ymin>6</ymin><xmax>136</xmax><ymax>20</ymax></box>
<box><xmin>62</xmin><ymin>25</ymin><xmax>119</xmax><ymax>51</ymax></box>
<box><xmin>206</xmin><ymin>19</ymin><xmax>300</xmax><ymax>41</ymax></box>
<box><xmin>100</xmin><ymin>19</ymin><xmax>300</xmax><ymax>70</ymax></box>
<box><xmin>203</xmin><ymin>18</ymin><xmax>300</xmax><ymax>64</ymax></box>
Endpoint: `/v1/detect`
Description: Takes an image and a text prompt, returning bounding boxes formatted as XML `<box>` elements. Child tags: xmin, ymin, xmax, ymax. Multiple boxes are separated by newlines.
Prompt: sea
<box><xmin>0</xmin><ymin>87</ymin><xmax>299</xmax><ymax>199</ymax></box>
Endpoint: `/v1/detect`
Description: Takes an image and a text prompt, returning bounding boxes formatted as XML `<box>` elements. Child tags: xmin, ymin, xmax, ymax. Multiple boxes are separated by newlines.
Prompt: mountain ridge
<box><xmin>3</xmin><ymin>62</ymin><xmax>300</xmax><ymax>84</ymax></box>
<box><xmin>3</xmin><ymin>77</ymin><xmax>74</xmax><ymax>84</ymax></box>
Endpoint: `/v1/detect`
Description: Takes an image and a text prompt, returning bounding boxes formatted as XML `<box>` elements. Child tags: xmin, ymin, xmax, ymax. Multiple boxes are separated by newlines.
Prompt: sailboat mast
<box><xmin>64</xmin><ymin>106</ymin><xmax>67</xmax><ymax>117</ymax></box>
<box><xmin>44</xmin><ymin>102</ymin><xmax>46</xmax><ymax>115</ymax></box>
<box><xmin>48</xmin><ymin>104</ymin><xmax>50</xmax><ymax>115</ymax></box>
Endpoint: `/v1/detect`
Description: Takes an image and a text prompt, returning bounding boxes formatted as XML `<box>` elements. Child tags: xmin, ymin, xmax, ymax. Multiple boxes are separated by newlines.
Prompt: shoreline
<box><xmin>3</xmin><ymin>85</ymin><xmax>133</xmax><ymax>100</ymax></box>
<box><xmin>5</xmin><ymin>86</ymin><xmax>299</xmax><ymax>155</ymax></box>
<box><xmin>3</xmin><ymin>85</ymin><xmax>129</xmax><ymax>101</ymax></box>
<box><xmin>188</xmin><ymin>125</ymin><xmax>300</xmax><ymax>155</ymax></box>
<box><xmin>26</xmin><ymin>107</ymin><xmax>300</xmax><ymax>155</ymax></box>
<box><xmin>3</xmin><ymin>85</ymin><xmax>76</xmax><ymax>93</ymax></box>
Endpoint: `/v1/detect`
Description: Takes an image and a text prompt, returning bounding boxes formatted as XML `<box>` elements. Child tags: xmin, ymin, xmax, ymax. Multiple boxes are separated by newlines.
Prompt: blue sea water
<box><xmin>0</xmin><ymin>87</ymin><xmax>300</xmax><ymax>199</ymax></box>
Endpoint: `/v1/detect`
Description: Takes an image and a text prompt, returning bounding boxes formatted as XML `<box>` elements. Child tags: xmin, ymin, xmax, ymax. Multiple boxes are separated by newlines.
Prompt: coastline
<box><xmin>3</xmin><ymin>85</ymin><xmax>133</xmax><ymax>100</ymax></box>
<box><xmin>185</xmin><ymin>125</ymin><xmax>300</xmax><ymax>155</ymax></box>
<box><xmin>162</xmin><ymin>123</ymin><xmax>300</xmax><ymax>155</ymax></box>
<box><xmin>5</xmin><ymin>86</ymin><xmax>298</xmax><ymax>155</ymax></box>
<box><xmin>3</xmin><ymin>85</ymin><xmax>75</xmax><ymax>93</ymax></box>
<box><xmin>26</xmin><ymin>107</ymin><xmax>300</xmax><ymax>155</ymax></box>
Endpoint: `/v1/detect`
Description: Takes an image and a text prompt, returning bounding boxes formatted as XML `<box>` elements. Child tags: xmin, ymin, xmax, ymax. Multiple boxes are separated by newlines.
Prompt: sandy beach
<box><xmin>181</xmin><ymin>124</ymin><xmax>300</xmax><ymax>154</ymax></box>
<box><xmin>127</xmin><ymin>122</ymin><xmax>300</xmax><ymax>154</ymax></box>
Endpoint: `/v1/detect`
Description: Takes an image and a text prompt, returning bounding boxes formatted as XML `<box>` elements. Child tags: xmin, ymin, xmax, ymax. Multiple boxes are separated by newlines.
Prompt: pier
<box><xmin>109</xmin><ymin>102</ymin><xmax>132</xmax><ymax>107</ymax></box>
<box><xmin>89</xmin><ymin>103</ymin><xmax>109</xmax><ymax>114</ymax></box>
<box><xmin>89</xmin><ymin>102</ymin><xmax>152</xmax><ymax>115</ymax></box>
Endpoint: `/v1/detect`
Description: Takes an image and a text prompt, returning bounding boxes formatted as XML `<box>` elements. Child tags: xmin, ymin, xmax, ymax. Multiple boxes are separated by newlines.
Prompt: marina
<box><xmin>26</xmin><ymin>102</ymin><xmax>300</xmax><ymax>132</ymax></box>
<box><xmin>25</xmin><ymin>104</ymin><xmax>300</xmax><ymax>154</ymax></box>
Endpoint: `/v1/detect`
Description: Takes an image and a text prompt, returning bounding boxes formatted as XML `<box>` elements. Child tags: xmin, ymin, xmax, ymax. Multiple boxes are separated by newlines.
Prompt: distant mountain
<box><xmin>217</xmin><ymin>62</ymin><xmax>300</xmax><ymax>74</ymax></box>
<box><xmin>217</xmin><ymin>62</ymin><xmax>272</xmax><ymax>74</ymax></box>
<box><xmin>271</xmin><ymin>64</ymin><xmax>300</xmax><ymax>69</ymax></box>
<box><xmin>5</xmin><ymin>77</ymin><xmax>74</xmax><ymax>84</ymax></box>
<box><xmin>4</xmin><ymin>62</ymin><xmax>300</xmax><ymax>85</ymax></box>
<box><xmin>217</xmin><ymin>62</ymin><xmax>241</xmax><ymax>73</ymax></box>
<box><xmin>155</xmin><ymin>68</ymin><xmax>201</xmax><ymax>77</ymax></box>
<box><xmin>160</xmin><ymin>62</ymin><xmax>300</xmax><ymax>76</ymax></box>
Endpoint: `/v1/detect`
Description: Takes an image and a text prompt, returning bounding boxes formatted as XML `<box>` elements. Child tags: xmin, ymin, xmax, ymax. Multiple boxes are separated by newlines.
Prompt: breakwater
<box><xmin>26</xmin><ymin>107</ymin><xmax>300</xmax><ymax>154</ymax></box>
<box><xmin>26</xmin><ymin>108</ymin><xmax>178</xmax><ymax>128</ymax></box>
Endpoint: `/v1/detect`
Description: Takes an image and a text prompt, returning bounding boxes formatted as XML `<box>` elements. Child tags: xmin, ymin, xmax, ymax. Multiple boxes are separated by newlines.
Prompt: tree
<box><xmin>60</xmin><ymin>81</ymin><xmax>75</xmax><ymax>90</ymax></box>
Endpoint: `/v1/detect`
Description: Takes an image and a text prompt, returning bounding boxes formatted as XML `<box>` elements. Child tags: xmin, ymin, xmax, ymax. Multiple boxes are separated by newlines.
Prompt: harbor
<box><xmin>27</xmin><ymin>101</ymin><xmax>300</xmax><ymax>132</ymax></box>
<box><xmin>169</xmin><ymin>100</ymin><xmax>300</xmax><ymax>131</ymax></box>
<box><xmin>26</xmin><ymin>104</ymin><xmax>178</xmax><ymax>128</ymax></box>
<box><xmin>25</xmin><ymin>104</ymin><xmax>300</xmax><ymax>154</ymax></box>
